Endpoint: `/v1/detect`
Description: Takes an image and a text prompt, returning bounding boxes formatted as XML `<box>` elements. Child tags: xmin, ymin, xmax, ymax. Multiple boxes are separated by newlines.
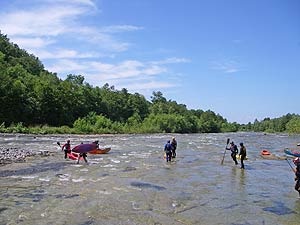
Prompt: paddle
<box><xmin>286</xmin><ymin>159</ymin><xmax>296</xmax><ymax>172</ymax></box>
<box><xmin>57</xmin><ymin>141</ymin><xmax>61</xmax><ymax>147</ymax></box>
<box><xmin>221</xmin><ymin>138</ymin><xmax>230</xmax><ymax>165</ymax></box>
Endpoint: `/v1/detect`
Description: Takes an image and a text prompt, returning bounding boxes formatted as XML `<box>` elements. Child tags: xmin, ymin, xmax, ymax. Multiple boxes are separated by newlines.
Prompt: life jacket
<box><xmin>165</xmin><ymin>143</ymin><xmax>172</xmax><ymax>153</ymax></box>
<box><xmin>230</xmin><ymin>145</ymin><xmax>238</xmax><ymax>154</ymax></box>
<box><xmin>171</xmin><ymin>140</ymin><xmax>177</xmax><ymax>149</ymax></box>
<box><xmin>240</xmin><ymin>146</ymin><xmax>246</xmax><ymax>156</ymax></box>
<box><xmin>62</xmin><ymin>143</ymin><xmax>71</xmax><ymax>151</ymax></box>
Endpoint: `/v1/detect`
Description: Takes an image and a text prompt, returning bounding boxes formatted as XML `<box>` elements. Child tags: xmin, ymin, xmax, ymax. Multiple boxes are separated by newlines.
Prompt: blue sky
<box><xmin>0</xmin><ymin>0</ymin><xmax>299</xmax><ymax>124</ymax></box>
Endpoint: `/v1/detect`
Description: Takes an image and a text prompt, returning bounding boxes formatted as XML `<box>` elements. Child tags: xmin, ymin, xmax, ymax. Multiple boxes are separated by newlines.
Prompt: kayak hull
<box><xmin>260</xmin><ymin>154</ymin><xmax>286</xmax><ymax>160</ymax></box>
<box><xmin>89</xmin><ymin>147</ymin><xmax>111</xmax><ymax>154</ymax></box>
<box><xmin>284</xmin><ymin>149</ymin><xmax>300</xmax><ymax>157</ymax></box>
<box><xmin>67</xmin><ymin>152</ymin><xmax>83</xmax><ymax>160</ymax></box>
<box><xmin>72</xmin><ymin>143</ymin><xmax>98</xmax><ymax>153</ymax></box>
<box><xmin>261</xmin><ymin>150</ymin><xmax>271</xmax><ymax>155</ymax></box>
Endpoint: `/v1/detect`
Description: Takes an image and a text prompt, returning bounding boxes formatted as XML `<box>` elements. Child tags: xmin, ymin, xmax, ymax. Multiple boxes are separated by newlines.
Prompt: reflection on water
<box><xmin>263</xmin><ymin>201</ymin><xmax>296</xmax><ymax>215</ymax></box>
<box><xmin>0</xmin><ymin>132</ymin><xmax>300</xmax><ymax>224</ymax></box>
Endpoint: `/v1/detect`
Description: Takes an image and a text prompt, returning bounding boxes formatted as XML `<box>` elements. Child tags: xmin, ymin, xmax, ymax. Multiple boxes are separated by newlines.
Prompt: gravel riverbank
<box><xmin>0</xmin><ymin>146</ymin><xmax>36</xmax><ymax>165</ymax></box>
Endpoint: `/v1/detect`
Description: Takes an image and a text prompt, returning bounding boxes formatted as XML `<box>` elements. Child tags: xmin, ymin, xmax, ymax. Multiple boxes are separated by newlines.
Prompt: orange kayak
<box><xmin>89</xmin><ymin>147</ymin><xmax>111</xmax><ymax>154</ymax></box>
<box><xmin>261</xmin><ymin>149</ymin><xmax>271</xmax><ymax>155</ymax></box>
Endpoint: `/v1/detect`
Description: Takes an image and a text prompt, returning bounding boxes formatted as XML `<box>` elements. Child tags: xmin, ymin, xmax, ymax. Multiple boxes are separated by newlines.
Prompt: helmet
<box><xmin>167</xmin><ymin>140</ymin><xmax>170</xmax><ymax>143</ymax></box>
<box><xmin>240</xmin><ymin>143</ymin><xmax>243</xmax><ymax>146</ymax></box>
<box><xmin>67</xmin><ymin>140</ymin><xmax>70</xmax><ymax>143</ymax></box>
<box><xmin>293</xmin><ymin>157</ymin><xmax>299</xmax><ymax>165</ymax></box>
<box><xmin>172</xmin><ymin>137</ymin><xmax>175</xmax><ymax>140</ymax></box>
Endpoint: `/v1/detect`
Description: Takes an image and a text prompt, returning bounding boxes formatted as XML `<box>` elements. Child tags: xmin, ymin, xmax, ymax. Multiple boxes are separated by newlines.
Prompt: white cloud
<box><xmin>10</xmin><ymin>37</ymin><xmax>55</xmax><ymax>49</ymax></box>
<box><xmin>115</xmin><ymin>80</ymin><xmax>176</xmax><ymax>92</ymax></box>
<box><xmin>46</xmin><ymin>59</ymin><xmax>89</xmax><ymax>73</ymax></box>
<box><xmin>101</xmin><ymin>25</ymin><xmax>144</xmax><ymax>33</ymax></box>
<box><xmin>47</xmin><ymin>59</ymin><xmax>168</xmax><ymax>79</ymax></box>
<box><xmin>152</xmin><ymin>57</ymin><xmax>190</xmax><ymax>65</ymax></box>
<box><xmin>211</xmin><ymin>60</ymin><xmax>241</xmax><ymax>73</ymax></box>
<box><xmin>44</xmin><ymin>57</ymin><xmax>186</xmax><ymax>92</ymax></box>
<box><xmin>31</xmin><ymin>49</ymin><xmax>104</xmax><ymax>59</ymax></box>
<box><xmin>0</xmin><ymin>0</ymin><xmax>187</xmax><ymax>93</ymax></box>
<box><xmin>0</xmin><ymin>1</ymin><xmax>137</xmax><ymax>53</ymax></box>
<box><xmin>0</xmin><ymin>5</ymin><xmax>85</xmax><ymax>36</ymax></box>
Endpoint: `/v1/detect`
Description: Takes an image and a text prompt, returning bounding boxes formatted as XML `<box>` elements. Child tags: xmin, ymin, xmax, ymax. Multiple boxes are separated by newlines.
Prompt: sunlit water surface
<box><xmin>1</xmin><ymin>132</ymin><xmax>300</xmax><ymax>225</ymax></box>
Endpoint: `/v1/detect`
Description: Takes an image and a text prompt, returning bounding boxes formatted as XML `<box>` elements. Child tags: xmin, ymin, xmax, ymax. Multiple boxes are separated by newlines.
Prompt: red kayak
<box><xmin>72</xmin><ymin>143</ymin><xmax>98</xmax><ymax>153</ymax></box>
<box><xmin>67</xmin><ymin>152</ymin><xmax>83</xmax><ymax>160</ymax></box>
<box><xmin>261</xmin><ymin>149</ymin><xmax>271</xmax><ymax>155</ymax></box>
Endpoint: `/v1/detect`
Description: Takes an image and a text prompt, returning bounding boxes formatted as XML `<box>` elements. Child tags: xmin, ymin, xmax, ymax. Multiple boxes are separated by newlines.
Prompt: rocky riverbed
<box><xmin>0</xmin><ymin>146</ymin><xmax>36</xmax><ymax>165</ymax></box>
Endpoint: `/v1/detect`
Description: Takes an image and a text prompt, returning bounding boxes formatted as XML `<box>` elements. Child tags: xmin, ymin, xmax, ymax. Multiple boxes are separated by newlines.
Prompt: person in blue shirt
<box><xmin>164</xmin><ymin>140</ymin><xmax>172</xmax><ymax>162</ymax></box>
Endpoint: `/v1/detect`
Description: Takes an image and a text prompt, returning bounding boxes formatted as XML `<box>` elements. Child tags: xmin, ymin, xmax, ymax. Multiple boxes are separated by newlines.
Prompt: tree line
<box><xmin>1</xmin><ymin>32</ymin><xmax>300</xmax><ymax>134</ymax></box>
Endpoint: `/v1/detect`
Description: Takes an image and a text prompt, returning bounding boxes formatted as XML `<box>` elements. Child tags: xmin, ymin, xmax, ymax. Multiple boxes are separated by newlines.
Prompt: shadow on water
<box><xmin>230</xmin><ymin>223</ymin><xmax>252</xmax><ymax>225</ymax></box>
<box><xmin>263</xmin><ymin>201</ymin><xmax>296</xmax><ymax>215</ymax></box>
<box><xmin>122</xmin><ymin>166</ymin><xmax>137</xmax><ymax>172</ymax></box>
<box><xmin>0</xmin><ymin>207</ymin><xmax>8</xmax><ymax>214</ymax></box>
<box><xmin>0</xmin><ymin>162</ymin><xmax>67</xmax><ymax>177</ymax></box>
<box><xmin>54</xmin><ymin>194</ymin><xmax>80</xmax><ymax>199</ymax></box>
<box><xmin>79</xmin><ymin>220</ymin><xmax>94</xmax><ymax>225</ymax></box>
<box><xmin>19</xmin><ymin>193</ymin><xmax>45</xmax><ymax>202</ymax></box>
<box><xmin>130</xmin><ymin>181</ymin><xmax>166</xmax><ymax>191</ymax></box>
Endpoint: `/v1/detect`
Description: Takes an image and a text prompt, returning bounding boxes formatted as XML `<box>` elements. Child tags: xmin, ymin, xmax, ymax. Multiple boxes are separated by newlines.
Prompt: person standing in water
<box><xmin>171</xmin><ymin>137</ymin><xmax>177</xmax><ymax>158</ymax></box>
<box><xmin>77</xmin><ymin>152</ymin><xmax>88</xmax><ymax>164</ymax></box>
<box><xmin>293</xmin><ymin>157</ymin><xmax>300</xmax><ymax>197</ymax></box>
<box><xmin>164</xmin><ymin>140</ymin><xmax>172</xmax><ymax>162</ymax></box>
<box><xmin>62</xmin><ymin>140</ymin><xmax>71</xmax><ymax>159</ymax></box>
<box><xmin>226</xmin><ymin>141</ymin><xmax>238</xmax><ymax>165</ymax></box>
<box><xmin>239</xmin><ymin>142</ymin><xmax>247</xmax><ymax>169</ymax></box>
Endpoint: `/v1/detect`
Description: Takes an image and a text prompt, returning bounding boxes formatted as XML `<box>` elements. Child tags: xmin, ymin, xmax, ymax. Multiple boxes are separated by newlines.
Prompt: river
<box><xmin>0</xmin><ymin>132</ymin><xmax>300</xmax><ymax>225</ymax></box>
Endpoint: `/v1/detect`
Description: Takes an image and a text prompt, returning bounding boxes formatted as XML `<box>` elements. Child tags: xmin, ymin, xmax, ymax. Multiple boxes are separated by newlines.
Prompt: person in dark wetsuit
<box><xmin>293</xmin><ymin>157</ymin><xmax>300</xmax><ymax>197</ymax></box>
<box><xmin>77</xmin><ymin>152</ymin><xmax>88</xmax><ymax>164</ymax></box>
<box><xmin>62</xmin><ymin>140</ymin><xmax>71</xmax><ymax>159</ymax></box>
<box><xmin>239</xmin><ymin>142</ymin><xmax>247</xmax><ymax>169</ymax></box>
<box><xmin>164</xmin><ymin>140</ymin><xmax>172</xmax><ymax>162</ymax></box>
<box><xmin>226</xmin><ymin>141</ymin><xmax>238</xmax><ymax>165</ymax></box>
<box><xmin>171</xmin><ymin>137</ymin><xmax>177</xmax><ymax>158</ymax></box>
<box><xmin>92</xmin><ymin>140</ymin><xmax>99</xmax><ymax>148</ymax></box>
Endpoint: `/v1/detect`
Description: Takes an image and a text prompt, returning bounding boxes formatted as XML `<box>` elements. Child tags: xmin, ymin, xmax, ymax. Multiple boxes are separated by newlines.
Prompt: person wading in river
<box><xmin>164</xmin><ymin>140</ymin><xmax>172</xmax><ymax>162</ymax></box>
<box><xmin>171</xmin><ymin>137</ymin><xmax>177</xmax><ymax>158</ymax></box>
<box><xmin>239</xmin><ymin>142</ymin><xmax>247</xmax><ymax>169</ymax></box>
<box><xmin>62</xmin><ymin>140</ymin><xmax>71</xmax><ymax>159</ymax></box>
<box><xmin>226</xmin><ymin>141</ymin><xmax>238</xmax><ymax>165</ymax></box>
<box><xmin>293</xmin><ymin>157</ymin><xmax>300</xmax><ymax>197</ymax></box>
<box><xmin>77</xmin><ymin>152</ymin><xmax>88</xmax><ymax>164</ymax></box>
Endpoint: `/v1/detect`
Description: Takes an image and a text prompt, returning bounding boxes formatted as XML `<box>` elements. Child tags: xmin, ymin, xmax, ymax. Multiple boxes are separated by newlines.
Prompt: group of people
<box><xmin>62</xmin><ymin>137</ymin><xmax>300</xmax><ymax>197</ymax></box>
<box><xmin>164</xmin><ymin>137</ymin><xmax>177</xmax><ymax>162</ymax></box>
<box><xmin>226</xmin><ymin>141</ymin><xmax>247</xmax><ymax>169</ymax></box>
<box><xmin>61</xmin><ymin>140</ymin><xmax>99</xmax><ymax>164</ymax></box>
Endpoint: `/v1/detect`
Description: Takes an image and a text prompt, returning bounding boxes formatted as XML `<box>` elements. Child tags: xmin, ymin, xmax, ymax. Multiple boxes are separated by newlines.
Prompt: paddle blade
<box><xmin>227</xmin><ymin>138</ymin><xmax>230</xmax><ymax>145</ymax></box>
<box><xmin>57</xmin><ymin>142</ymin><xmax>61</xmax><ymax>146</ymax></box>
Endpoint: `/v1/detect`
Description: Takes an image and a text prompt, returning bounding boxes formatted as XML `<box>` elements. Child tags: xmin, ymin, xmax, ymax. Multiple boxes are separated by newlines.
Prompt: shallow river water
<box><xmin>0</xmin><ymin>132</ymin><xmax>300</xmax><ymax>225</ymax></box>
